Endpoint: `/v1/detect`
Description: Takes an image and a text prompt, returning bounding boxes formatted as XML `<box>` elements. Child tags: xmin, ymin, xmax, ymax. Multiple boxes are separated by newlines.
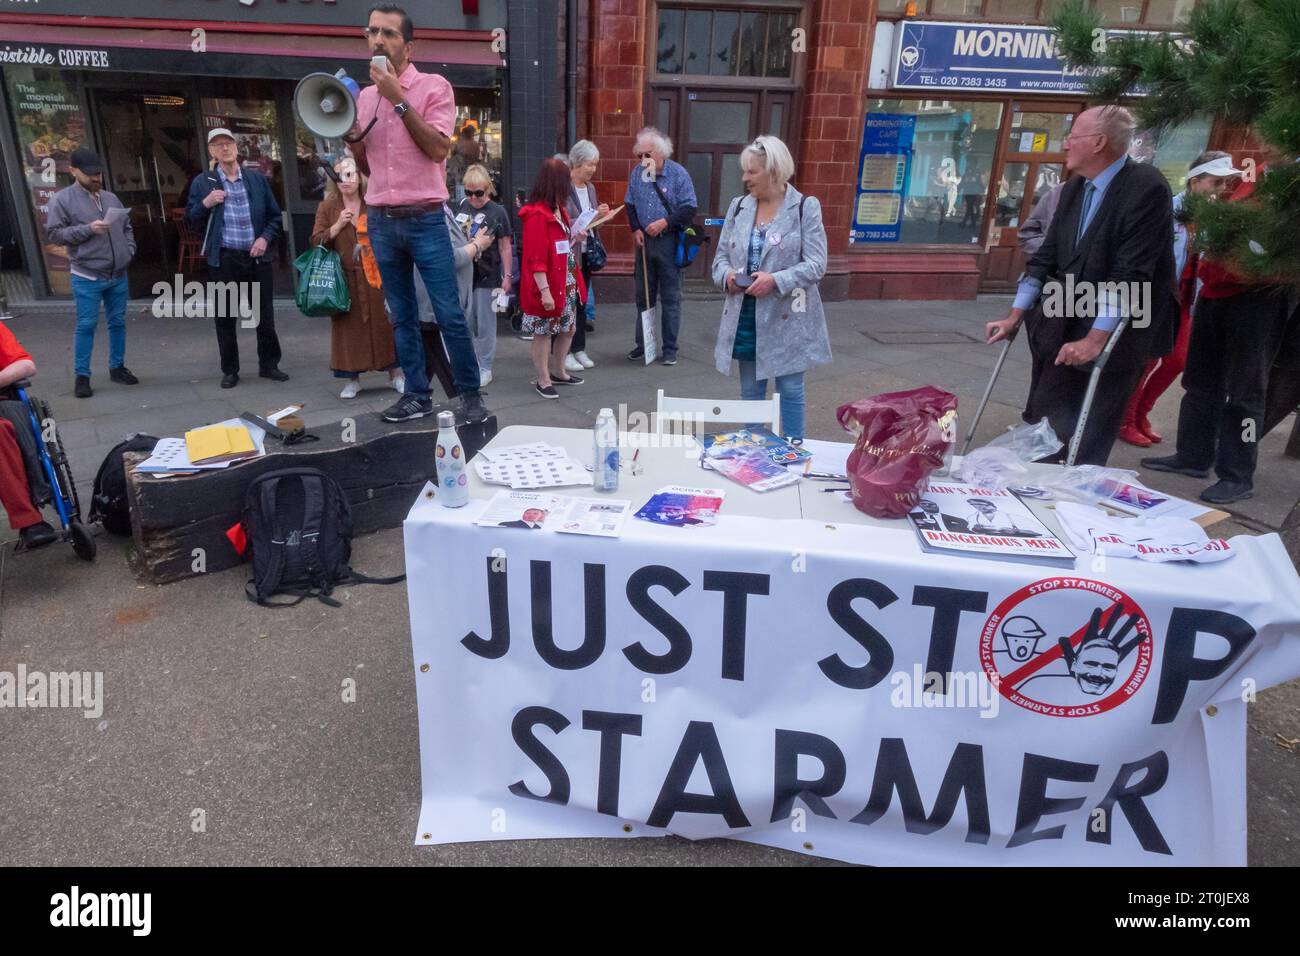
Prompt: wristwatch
<box><xmin>394</xmin><ymin>101</ymin><xmax>410</xmax><ymax>118</ymax></box>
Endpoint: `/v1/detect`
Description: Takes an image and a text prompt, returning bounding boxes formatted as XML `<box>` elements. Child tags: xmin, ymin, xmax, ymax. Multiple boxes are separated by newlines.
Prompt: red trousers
<box><xmin>0</xmin><ymin>419</ymin><xmax>40</xmax><ymax>530</ymax></box>
<box><xmin>1124</xmin><ymin>301</ymin><xmax>1193</xmax><ymax>426</ymax></box>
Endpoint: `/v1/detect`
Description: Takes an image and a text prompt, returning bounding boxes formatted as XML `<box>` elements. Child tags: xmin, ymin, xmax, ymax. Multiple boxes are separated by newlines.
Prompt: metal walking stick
<box><xmin>1065</xmin><ymin>313</ymin><xmax>1131</xmax><ymax>467</ymax></box>
<box><xmin>961</xmin><ymin>321</ymin><xmax>1021</xmax><ymax>456</ymax></box>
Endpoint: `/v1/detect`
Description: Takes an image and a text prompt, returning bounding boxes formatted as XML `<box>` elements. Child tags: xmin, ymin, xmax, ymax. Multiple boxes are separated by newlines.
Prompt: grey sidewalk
<box><xmin>0</xmin><ymin>294</ymin><xmax>1296</xmax><ymax>866</ymax></box>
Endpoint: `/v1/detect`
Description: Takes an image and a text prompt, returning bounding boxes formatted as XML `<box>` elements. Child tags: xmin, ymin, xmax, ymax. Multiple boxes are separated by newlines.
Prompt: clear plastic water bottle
<box><xmin>435</xmin><ymin>410</ymin><xmax>469</xmax><ymax>507</ymax></box>
<box><xmin>593</xmin><ymin>407</ymin><xmax>619</xmax><ymax>493</ymax></box>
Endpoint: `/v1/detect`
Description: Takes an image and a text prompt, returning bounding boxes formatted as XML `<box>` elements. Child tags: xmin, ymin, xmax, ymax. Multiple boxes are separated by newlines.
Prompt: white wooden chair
<box><xmin>654</xmin><ymin>389</ymin><xmax>781</xmax><ymax>437</ymax></box>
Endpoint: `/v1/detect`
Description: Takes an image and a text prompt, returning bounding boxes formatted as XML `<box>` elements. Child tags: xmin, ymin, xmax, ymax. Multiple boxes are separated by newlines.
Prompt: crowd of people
<box><xmin>17</xmin><ymin>6</ymin><xmax>1295</xmax><ymax>554</ymax></box>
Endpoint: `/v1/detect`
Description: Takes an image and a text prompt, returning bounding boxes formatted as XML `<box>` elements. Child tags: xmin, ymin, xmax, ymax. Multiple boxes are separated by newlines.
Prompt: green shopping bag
<box><xmin>294</xmin><ymin>245</ymin><xmax>351</xmax><ymax>317</ymax></box>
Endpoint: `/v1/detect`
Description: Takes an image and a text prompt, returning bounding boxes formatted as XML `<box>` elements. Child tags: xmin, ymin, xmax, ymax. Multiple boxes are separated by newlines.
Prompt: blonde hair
<box><xmin>462</xmin><ymin>163</ymin><xmax>494</xmax><ymax>195</ymax></box>
<box><xmin>740</xmin><ymin>135</ymin><xmax>795</xmax><ymax>188</ymax></box>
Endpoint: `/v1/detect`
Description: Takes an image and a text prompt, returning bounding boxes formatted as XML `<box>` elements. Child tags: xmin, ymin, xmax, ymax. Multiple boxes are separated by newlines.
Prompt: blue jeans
<box><xmin>70</xmin><ymin>273</ymin><xmax>129</xmax><ymax>378</ymax></box>
<box><xmin>739</xmin><ymin>362</ymin><xmax>806</xmax><ymax>441</ymax></box>
<box><xmin>584</xmin><ymin>281</ymin><xmax>596</xmax><ymax>326</ymax></box>
<box><xmin>367</xmin><ymin>207</ymin><xmax>479</xmax><ymax>399</ymax></box>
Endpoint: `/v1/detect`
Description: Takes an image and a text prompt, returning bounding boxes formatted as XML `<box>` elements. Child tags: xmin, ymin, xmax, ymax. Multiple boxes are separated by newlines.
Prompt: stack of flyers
<box><xmin>474</xmin><ymin>442</ymin><xmax>592</xmax><ymax>489</ymax></box>
<box><xmin>701</xmin><ymin>426</ymin><xmax>811</xmax><ymax>466</ymax></box>
<box><xmin>635</xmin><ymin>485</ymin><xmax>726</xmax><ymax>527</ymax></box>
<box><xmin>702</xmin><ymin>447</ymin><xmax>800</xmax><ymax>492</ymax></box>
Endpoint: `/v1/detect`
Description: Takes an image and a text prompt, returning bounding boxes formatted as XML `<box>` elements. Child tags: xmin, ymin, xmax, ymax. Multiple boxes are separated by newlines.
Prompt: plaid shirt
<box><xmin>217</xmin><ymin>166</ymin><xmax>255</xmax><ymax>251</ymax></box>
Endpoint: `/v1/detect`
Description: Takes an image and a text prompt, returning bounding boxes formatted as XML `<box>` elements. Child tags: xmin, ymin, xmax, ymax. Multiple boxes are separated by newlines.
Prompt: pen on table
<box><xmin>820</xmin><ymin>486</ymin><xmax>851</xmax><ymax>493</ymax></box>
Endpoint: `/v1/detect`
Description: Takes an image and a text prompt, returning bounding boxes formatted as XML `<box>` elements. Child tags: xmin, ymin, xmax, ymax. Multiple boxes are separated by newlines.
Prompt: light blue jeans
<box><xmin>738</xmin><ymin>362</ymin><xmax>806</xmax><ymax>441</ymax></box>
<box><xmin>70</xmin><ymin>273</ymin><xmax>129</xmax><ymax>378</ymax></box>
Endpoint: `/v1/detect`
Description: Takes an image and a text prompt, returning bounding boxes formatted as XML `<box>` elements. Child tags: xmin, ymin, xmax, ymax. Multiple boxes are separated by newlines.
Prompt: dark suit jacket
<box><xmin>1024</xmin><ymin>159</ymin><xmax>1178</xmax><ymax>371</ymax></box>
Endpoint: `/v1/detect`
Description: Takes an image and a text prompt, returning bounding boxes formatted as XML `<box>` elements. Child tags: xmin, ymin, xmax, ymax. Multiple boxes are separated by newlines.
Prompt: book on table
<box><xmin>906</xmin><ymin>482</ymin><xmax>1075</xmax><ymax>567</ymax></box>
<box><xmin>701</xmin><ymin>425</ymin><xmax>811</xmax><ymax>466</ymax></box>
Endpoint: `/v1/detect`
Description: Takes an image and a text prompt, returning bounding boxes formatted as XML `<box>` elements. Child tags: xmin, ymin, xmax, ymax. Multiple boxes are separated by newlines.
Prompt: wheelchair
<box><xmin>6</xmin><ymin>379</ymin><xmax>95</xmax><ymax>560</ymax></box>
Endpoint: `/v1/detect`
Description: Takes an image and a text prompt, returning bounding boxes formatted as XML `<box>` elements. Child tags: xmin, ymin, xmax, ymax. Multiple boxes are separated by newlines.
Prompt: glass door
<box><xmin>981</xmin><ymin>102</ymin><xmax>1078</xmax><ymax>290</ymax></box>
<box><xmin>93</xmin><ymin>89</ymin><xmax>200</xmax><ymax>298</ymax></box>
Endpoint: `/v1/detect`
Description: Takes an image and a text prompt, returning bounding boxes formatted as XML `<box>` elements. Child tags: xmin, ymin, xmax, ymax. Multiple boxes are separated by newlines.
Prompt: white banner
<box><xmin>404</xmin><ymin>491</ymin><xmax>1300</xmax><ymax>865</ymax></box>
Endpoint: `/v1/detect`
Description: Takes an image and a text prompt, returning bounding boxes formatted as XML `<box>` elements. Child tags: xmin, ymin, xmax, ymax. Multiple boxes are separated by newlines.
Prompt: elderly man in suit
<box><xmin>986</xmin><ymin>106</ymin><xmax>1177</xmax><ymax>466</ymax></box>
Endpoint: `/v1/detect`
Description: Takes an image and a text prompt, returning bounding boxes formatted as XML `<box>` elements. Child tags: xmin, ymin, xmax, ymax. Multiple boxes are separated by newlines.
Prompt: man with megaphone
<box><xmin>340</xmin><ymin>3</ymin><xmax>488</xmax><ymax>424</ymax></box>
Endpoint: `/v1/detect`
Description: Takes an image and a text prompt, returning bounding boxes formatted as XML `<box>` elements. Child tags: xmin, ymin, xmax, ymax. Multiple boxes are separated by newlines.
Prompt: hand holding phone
<box><xmin>732</xmin><ymin>272</ymin><xmax>754</xmax><ymax>289</ymax></box>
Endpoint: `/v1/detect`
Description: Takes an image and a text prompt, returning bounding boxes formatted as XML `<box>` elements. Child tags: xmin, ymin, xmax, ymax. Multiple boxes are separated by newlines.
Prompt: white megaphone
<box><xmin>294</xmin><ymin>69</ymin><xmax>362</xmax><ymax>140</ymax></box>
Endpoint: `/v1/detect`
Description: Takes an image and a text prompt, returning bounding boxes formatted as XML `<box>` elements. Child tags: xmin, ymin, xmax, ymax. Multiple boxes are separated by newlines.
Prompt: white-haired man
<box><xmin>625</xmin><ymin>127</ymin><xmax>697</xmax><ymax>365</ymax></box>
<box><xmin>985</xmin><ymin>105</ymin><xmax>1178</xmax><ymax>465</ymax></box>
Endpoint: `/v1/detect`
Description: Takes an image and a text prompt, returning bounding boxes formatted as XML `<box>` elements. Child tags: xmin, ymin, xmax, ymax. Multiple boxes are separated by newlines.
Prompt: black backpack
<box><xmin>241</xmin><ymin>467</ymin><xmax>404</xmax><ymax>607</ymax></box>
<box><xmin>89</xmin><ymin>434</ymin><xmax>159</xmax><ymax>535</ymax></box>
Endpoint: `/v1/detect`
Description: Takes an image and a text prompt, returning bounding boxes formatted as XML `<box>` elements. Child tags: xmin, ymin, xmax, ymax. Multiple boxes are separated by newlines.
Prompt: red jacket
<box><xmin>519</xmin><ymin>201</ymin><xmax>586</xmax><ymax>318</ymax></box>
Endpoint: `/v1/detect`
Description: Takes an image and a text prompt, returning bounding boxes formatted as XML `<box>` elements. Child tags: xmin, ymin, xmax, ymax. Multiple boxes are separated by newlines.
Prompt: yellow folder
<box><xmin>185</xmin><ymin>424</ymin><xmax>256</xmax><ymax>464</ymax></box>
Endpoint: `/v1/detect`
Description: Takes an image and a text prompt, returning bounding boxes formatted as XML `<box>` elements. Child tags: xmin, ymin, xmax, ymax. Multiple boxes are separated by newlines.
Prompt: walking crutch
<box><xmin>1065</xmin><ymin>313</ymin><xmax>1131</xmax><ymax>467</ymax></box>
<box><xmin>961</xmin><ymin>322</ymin><xmax>1021</xmax><ymax>456</ymax></box>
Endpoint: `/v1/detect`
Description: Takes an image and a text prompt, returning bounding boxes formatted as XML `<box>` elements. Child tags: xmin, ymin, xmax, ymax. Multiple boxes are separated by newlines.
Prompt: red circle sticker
<box><xmin>979</xmin><ymin>577</ymin><xmax>1152</xmax><ymax>717</ymax></box>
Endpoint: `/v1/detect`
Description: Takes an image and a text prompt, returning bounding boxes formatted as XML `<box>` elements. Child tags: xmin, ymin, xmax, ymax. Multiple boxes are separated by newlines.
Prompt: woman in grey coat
<box><xmin>413</xmin><ymin>206</ymin><xmax>491</xmax><ymax>397</ymax></box>
<box><xmin>712</xmin><ymin>136</ymin><xmax>830</xmax><ymax>441</ymax></box>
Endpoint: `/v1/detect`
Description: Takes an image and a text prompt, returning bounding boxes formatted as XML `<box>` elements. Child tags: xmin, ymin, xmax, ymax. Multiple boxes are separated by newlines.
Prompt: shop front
<box><xmin>856</xmin><ymin>16</ymin><xmax>1214</xmax><ymax>297</ymax></box>
<box><xmin>0</xmin><ymin>1</ymin><xmax>507</xmax><ymax>300</ymax></box>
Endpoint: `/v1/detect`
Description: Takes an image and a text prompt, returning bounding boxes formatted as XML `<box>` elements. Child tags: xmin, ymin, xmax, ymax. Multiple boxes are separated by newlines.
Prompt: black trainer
<box><xmin>382</xmin><ymin>394</ymin><xmax>434</xmax><ymax>422</ymax></box>
<box><xmin>74</xmin><ymin>376</ymin><xmax>92</xmax><ymax>398</ymax></box>
<box><xmin>109</xmin><ymin>366</ymin><xmax>139</xmax><ymax>385</ymax></box>
<box><xmin>1140</xmin><ymin>454</ymin><xmax>1210</xmax><ymax>479</ymax></box>
<box><xmin>534</xmin><ymin>383</ymin><xmax>559</xmax><ymax>400</ymax></box>
<box><xmin>660</xmin><ymin>353</ymin><xmax>678</xmax><ymax>366</ymax></box>
<box><xmin>1199</xmin><ymin>480</ymin><xmax>1253</xmax><ymax>504</ymax></box>
<box><xmin>627</xmin><ymin>346</ymin><xmax>644</xmax><ymax>361</ymax></box>
<box><xmin>460</xmin><ymin>390</ymin><xmax>489</xmax><ymax>422</ymax></box>
<box><xmin>19</xmin><ymin>520</ymin><xmax>58</xmax><ymax>550</ymax></box>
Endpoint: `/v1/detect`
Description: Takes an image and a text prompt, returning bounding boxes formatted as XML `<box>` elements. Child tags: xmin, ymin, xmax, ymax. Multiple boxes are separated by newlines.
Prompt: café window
<box><xmin>655</xmin><ymin>7</ymin><xmax>799</xmax><ymax>78</ymax></box>
<box><xmin>446</xmin><ymin>87</ymin><xmax>504</xmax><ymax>204</ymax></box>
<box><xmin>854</xmin><ymin>98</ymin><xmax>1003</xmax><ymax>247</ymax></box>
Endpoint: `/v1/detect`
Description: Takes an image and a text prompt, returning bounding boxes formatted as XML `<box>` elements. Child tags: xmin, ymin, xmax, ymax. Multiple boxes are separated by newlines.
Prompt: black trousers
<box><xmin>420</xmin><ymin>325</ymin><xmax>459</xmax><ymax>400</ymax></box>
<box><xmin>211</xmin><ymin>250</ymin><xmax>281</xmax><ymax>375</ymax></box>
<box><xmin>1025</xmin><ymin>353</ymin><xmax>1143</xmax><ymax>466</ymax></box>
<box><xmin>1175</xmin><ymin>288</ymin><xmax>1291</xmax><ymax>484</ymax></box>
<box><xmin>1263</xmin><ymin>301</ymin><xmax>1300</xmax><ymax>437</ymax></box>
<box><xmin>570</xmin><ymin>261</ymin><xmax>591</xmax><ymax>354</ymax></box>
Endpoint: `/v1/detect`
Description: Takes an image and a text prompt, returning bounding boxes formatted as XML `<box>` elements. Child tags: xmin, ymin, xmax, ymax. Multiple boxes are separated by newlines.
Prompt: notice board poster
<box><xmin>3</xmin><ymin>65</ymin><xmax>88</xmax><ymax>295</ymax></box>
<box><xmin>849</xmin><ymin>113</ymin><xmax>914</xmax><ymax>244</ymax></box>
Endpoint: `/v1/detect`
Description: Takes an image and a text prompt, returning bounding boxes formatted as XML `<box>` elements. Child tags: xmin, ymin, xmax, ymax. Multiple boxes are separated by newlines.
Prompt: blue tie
<box><xmin>1077</xmin><ymin>182</ymin><xmax>1096</xmax><ymax>244</ymax></box>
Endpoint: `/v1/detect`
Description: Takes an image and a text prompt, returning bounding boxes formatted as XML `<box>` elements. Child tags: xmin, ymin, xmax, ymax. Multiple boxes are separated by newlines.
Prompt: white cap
<box><xmin>207</xmin><ymin>127</ymin><xmax>236</xmax><ymax>144</ymax></box>
<box><xmin>1187</xmin><ymin>155</ymin><xmax>1246</xmax><ymax>180</ymax></box>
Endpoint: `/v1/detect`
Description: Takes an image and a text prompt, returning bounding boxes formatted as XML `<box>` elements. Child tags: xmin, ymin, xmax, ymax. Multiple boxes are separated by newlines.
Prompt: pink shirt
<box><xmin>358</xmin><ymin>62</ymin><xmax>455</xmax><ymax>206</ymax></box>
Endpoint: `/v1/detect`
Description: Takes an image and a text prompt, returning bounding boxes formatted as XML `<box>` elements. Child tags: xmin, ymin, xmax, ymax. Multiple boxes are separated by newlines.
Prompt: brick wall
<box><xmin>797</xmin><ymin>0</ymin><xmax>874</xmax><ymax>284</ymax></box>
<box><xmin>586</xmin><ymin>0</ymin><xmax>647</xmax><ymax>262</ymax></box>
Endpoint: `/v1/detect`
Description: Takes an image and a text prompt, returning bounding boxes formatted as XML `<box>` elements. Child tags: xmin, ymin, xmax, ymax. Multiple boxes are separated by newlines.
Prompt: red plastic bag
<box><xmin>836</xmin><ymin>386</ymin><xmax>958</xmax><ymax>519</ymax></box>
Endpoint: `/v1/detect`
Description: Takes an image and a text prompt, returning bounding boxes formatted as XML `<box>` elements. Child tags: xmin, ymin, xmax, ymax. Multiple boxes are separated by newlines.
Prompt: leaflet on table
<box><xmin>701</xmin><ymin>426</ymin><xmax>811</xmax><ymax>466</ymax></box>
<box><xmin>702</xmin><ymin>447</ymin><xmax>800</xmax><ymax>492</ymax></box>
<box><xmin>475</xmin><ymin>491</ymin><xmax>560</xmax><ymax>530</ymax></box>
<box><xmin>1054</xmin><ymin>502</ymin><xmax>1234</xmax><ymax>564</ymax></box>
<box><xmin>907</xmin><ymin>482</ymin><xmax>1074</xmax><ymax>565</ymax></box>
<box><xmin>794</xmin><ymin>438</ymin><xmax>854</xmax><ymax>478</ymax></box>
<box><xmin>635</xmin><ymin>485</ymin><xmax>726</xmax><ymax>527</ymax></box>
<box><xmin>475</xmin><ymin>491</ymin><xmax>632</xmax><ymax>536</ymax></box>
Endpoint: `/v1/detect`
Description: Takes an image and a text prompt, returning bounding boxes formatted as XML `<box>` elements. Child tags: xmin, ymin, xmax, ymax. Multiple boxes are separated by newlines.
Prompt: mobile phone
<box><xmin>732</xmin><ymin>272</ymin><xmax>754</xmax><ymax>289</ymax></box>
<box><xmin>371</xmin><ymin>54</ymin><xmax>390</xmax><ymax>74</ymax></box>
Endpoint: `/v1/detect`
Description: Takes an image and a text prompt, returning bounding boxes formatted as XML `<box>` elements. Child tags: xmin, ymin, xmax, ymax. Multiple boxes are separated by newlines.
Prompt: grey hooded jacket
<box><xmin>711</xmin><ymin>184</ymin><xmax>831</xmax><ymax>380</ymax></box>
